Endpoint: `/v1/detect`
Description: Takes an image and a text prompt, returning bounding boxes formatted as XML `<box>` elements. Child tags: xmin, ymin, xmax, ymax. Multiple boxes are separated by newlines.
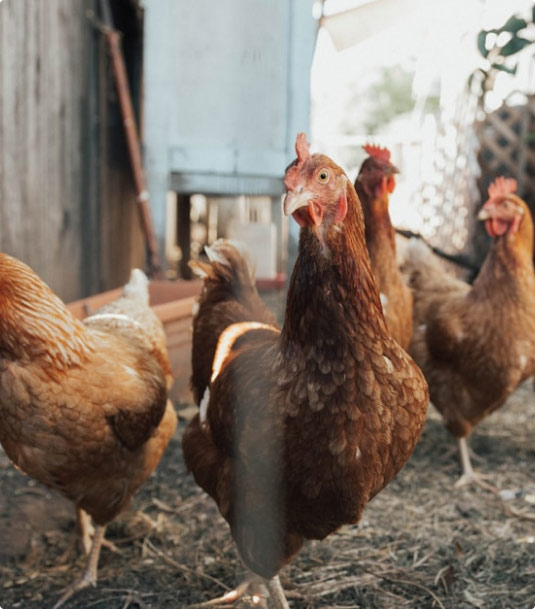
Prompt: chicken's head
<box><xmin>283</xmin><ymin>133</ymin><xmax>349</xmax><ymax>229</ymax></box>
<box><xmin>355</xmin><ymin>144</ymin><xmax>398</xmax><ymax>198</ymax></box>
<box><xmin>478</xmin><ymin>177</ymin><xmax>527</xmax><ymax>238</ymax></box>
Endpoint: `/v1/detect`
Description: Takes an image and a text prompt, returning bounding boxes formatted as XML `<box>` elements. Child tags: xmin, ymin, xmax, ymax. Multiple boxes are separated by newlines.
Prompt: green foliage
<box><xmin>363</xmin><ymin>67</ymin><xmax>415</xmax><ymax>134</ymax></box>
<box><xmin>474</xmin><ymin>5</ymin><xmax>535</xmax><ymax>98</ymax></box>
<box><xmin>343</xmin><ymin>66</ymin><xmax>440</xmax><ymax>137</ymax></box>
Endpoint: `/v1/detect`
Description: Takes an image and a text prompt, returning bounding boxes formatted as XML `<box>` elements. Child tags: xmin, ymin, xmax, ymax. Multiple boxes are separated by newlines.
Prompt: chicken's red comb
<box><xmin>295</xmin><ymin>133</ymin><xmax>311</xmax><ymax>164</ymax></box>
<box><xmin>488</xmin><ymin>176</ymin><xmax>517</xmax><ymax>198</ymax></box>
<box><xmin>363</xmin><ymin>143</ymin><xmax>391</xmax><ymax>163</ymax></box>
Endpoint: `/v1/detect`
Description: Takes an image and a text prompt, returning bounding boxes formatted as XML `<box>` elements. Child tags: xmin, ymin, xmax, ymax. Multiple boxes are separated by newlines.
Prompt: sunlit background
<box><xmin>311</xmin><ymin>0</ymin><xmax>535</xmax><ymax>255</ymax></box>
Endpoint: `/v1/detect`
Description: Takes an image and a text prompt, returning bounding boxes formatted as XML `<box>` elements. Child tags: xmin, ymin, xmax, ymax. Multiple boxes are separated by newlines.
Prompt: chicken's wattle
<box><xmin>485</xmin><ymin>218</ymin><xmax>509</xmax><ymax>237</ymax></box>
<box><xmin>292</xmin><ymin>201</ymin><xmax>323</xmax><ymax>227</ymax></box>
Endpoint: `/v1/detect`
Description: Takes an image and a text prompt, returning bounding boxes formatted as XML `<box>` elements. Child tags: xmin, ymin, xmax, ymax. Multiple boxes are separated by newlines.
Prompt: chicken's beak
<box><xmin>477</xmin><ymin>208</ymin><xmax>491</xmax><ymax>221</ymax></box>
<box><xmin>283</xmin><ymin>190</ymin><xmax>313</xmax><ymax>216</ymax></box>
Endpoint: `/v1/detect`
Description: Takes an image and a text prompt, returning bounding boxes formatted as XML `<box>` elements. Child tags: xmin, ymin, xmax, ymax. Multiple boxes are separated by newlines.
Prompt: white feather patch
<box><xmin>380</xmin><ymin>293</ymin><xmax>388</xmax><ymax>314</ymax></box>
<box><xmin>205</xmin><ymin>243</ymin><xmax>231</xmax><ymax>267</ymax></box>
<box><xmin>199</xmin><ymin>387</ymin><xmax>210</xmax><ymax>424</ymax></box>
<box><xmin>84</xmin><ymin>313</ymin><xmax>142</xmax><ymax>330</ymax></box>
<box><xmin>383</xmin><ymin>356</ymin><xmax>394</xmax><ymax>374</ymax></box>
<box><xmin>205</xmin><ymin>239</ymin><xmax>256</xmax><ymax>282</ymax></box>
<box><xmin>122</xmin><ymin>365</ymin><xmax>138</xmax><ymax>378</ymax></box>
<box><xmin>211</xmin><ymin>321</ymin><xmax>278</xmax><ymax>383</ymax></box>
<box><xmin>123</xmin><ymin>268</ymin><xmax>149</xmax><ymax>303</ymax></box>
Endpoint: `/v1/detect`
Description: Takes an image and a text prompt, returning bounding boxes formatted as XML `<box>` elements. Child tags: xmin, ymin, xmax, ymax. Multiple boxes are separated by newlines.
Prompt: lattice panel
<box><xmin>476</xmin><ymin>93</ymin><xmax>535</xmax><ymax>214</ymax></box>
<box><xmin>415</xmin><ymin>89</ymin><xmax>482</xmax><ymax>262</ymax></box>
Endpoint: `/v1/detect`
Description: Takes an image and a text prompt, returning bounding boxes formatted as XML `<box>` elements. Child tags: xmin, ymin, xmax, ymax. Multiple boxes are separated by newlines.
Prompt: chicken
<box><xmin>0</xmin><ymin>257</ymin><xmax>177</xmax><ymax>608</ymax></box>
<box><xmin>354</xmin><ymin>144</ymin><xmax>413</xmax><ymax>349</ymax></box>
<box><xmin>182</xmin><ymin>133</ymin><xmax>429</xmax><ymax>608</ymax></box>
<box><xmin>403</xmin><ymin>177</ymin><xmax>535</xmax><ymax>488</ymax></box>
<box><xmin>188</xmin><ymin>239</ymin><xmax>278</xmax><ymax>406</ymax></box>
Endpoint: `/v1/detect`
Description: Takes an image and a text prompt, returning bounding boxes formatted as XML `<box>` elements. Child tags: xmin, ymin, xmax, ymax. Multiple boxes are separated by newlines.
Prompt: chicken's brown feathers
<box><xmin>184</xmin><ymin>144</ymin><xmax>429</xmax><ymax>582</ymax></box>
<box><xmin>0</xmin><ymin>254</ymin><xmax>176</xmax><ymax>527</ymax></box>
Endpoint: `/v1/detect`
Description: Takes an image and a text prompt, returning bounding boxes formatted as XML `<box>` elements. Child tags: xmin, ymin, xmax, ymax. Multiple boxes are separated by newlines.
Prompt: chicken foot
<box><xmin>190</xmin><ymin>573</ymin><xmax>289</xmax><ymax>609</ymax></box>
<box><xmin>454</xmin><ymin>437</ymin><xmax>497</xmax><ymax>493</ymax></box>
<box><xmin>52</xmin><ymin>524</ymin><xmax>105</xmax><ymax>609</ymax></box>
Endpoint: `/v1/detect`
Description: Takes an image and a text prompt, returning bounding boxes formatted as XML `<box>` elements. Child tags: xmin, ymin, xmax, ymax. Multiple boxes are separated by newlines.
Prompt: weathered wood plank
<box><xmin>0</xmin><ymin>0</ymin><xmax>144</xmax><ymax>300</ymax></box>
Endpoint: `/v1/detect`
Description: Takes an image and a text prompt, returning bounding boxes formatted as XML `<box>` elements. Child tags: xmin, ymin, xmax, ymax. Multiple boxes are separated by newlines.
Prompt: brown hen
<box><xmin>354</xmin><ymin>144</ymin><xmax>413</xmax><ymax>349</ymax></box>
<box><xmin>404</xmin><ymin>177</ymin><xmax>535</xmax><ymax>487</ymax></box>
<box><xmin>0</xmin><ymin>259</ymin><xmax>177</xmax><ymax>607</ymax></box>
<box><xmin>182</xmin><ymin>134</ymin><xmax>429</xmax><ymax>608</ymax></box>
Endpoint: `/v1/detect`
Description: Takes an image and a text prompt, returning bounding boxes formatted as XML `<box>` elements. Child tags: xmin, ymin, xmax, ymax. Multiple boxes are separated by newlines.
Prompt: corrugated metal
<box><xmin>0</xmin><ymin>0</ymin><xmax>144</xmax><ymax>301</ymax></box>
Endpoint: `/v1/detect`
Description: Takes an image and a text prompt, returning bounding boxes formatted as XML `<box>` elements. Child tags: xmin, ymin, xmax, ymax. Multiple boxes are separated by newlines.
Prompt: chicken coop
<box><xmin>0</xmin><ymin>0</ymin><xmax>316</xmax><ymax>299</ymax></box>
<box><xmin>142</xmin><ymin>0</ymin><xmax>316</xmax><ymax>279</ymax></box>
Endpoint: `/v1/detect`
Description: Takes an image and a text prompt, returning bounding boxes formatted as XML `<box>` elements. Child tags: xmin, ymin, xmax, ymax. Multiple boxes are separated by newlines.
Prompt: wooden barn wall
<box><xmin>0</xmin><ymin>0</ymin><xmax>144</xmax><ymax>302</ymax></box>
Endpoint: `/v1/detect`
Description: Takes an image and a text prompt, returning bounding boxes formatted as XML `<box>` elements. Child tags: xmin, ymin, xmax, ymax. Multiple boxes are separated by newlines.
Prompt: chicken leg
<box><xmin>52</xmin><ymin>524</ymin><xmax>105</xmax><ymax>609</ymax></box>
<box><xmin>266</xmin><ymin>576</ymin><xmax>290</xmax><ymax>609</ymax></box>
<box><xmin>77</xmin><ymin>507</ymin><xmax>94</xmax><ymax>555</ymax></box>
<box><xmin>454</xmin><ymin>437</ymin><xmax>497</xmax><ymax>492</ymax></box>
<box><xmin>76</xmin><ymin>507</ymin><xmax>119</xmax><ymax>555</ymax></box>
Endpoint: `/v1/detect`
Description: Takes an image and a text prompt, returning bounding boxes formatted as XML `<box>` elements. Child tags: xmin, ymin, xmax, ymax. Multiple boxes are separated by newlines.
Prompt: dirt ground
<box><xmin>1</xmin><ymin>375</ymin><xmax>534</xmax><ymax>608</ymax></box>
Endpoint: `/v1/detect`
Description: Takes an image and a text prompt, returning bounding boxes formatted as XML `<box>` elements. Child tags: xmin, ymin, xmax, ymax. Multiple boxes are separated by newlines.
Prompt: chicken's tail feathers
<box><xmin>400</xmin><ymin>238</ymin><xmax>441</xmax><ymax>288</ymax></box>
<box><xmin>404</xmin><ymin>237</ymin><xmax>434</xmax><ymax>266</ymax></box>
<box><xmin>122</xmin><ymin>268</ymin><xmax>150</xmax><ymax>305</ymax></box>
<box><xmin>190</xmin><ymin>239</ymin><xmax>256</xmax><ymax>288</ymax></box>
<box><xmin>402</xmin><ymin>237</ymin><xmax>467</xmax><ymax>297</ymax></box>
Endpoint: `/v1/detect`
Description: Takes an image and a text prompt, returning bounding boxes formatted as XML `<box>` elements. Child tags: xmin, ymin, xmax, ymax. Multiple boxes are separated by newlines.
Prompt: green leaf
<box><xmin>477</xmin><ymin>30</ymin><xmax>489</xmax><ymax>57</ymax></box>
<box><xmin>532</xmin><ymin>5</ymin><xmax>535</xmax><ymax>25</ymax></box>
<box><xmin>491</xmin><ymin>62</ymin><xmax>518</xmax><ymax>74</ymax></box>
<box><xmin>498</xmin><ymin>15</ymin><xmax>528</xmax><ymax>33</ymax></box>
<box><xmin>499</xmin><ymin>35</ymin><xmax>532</xmax><ymax>56</ymax></box>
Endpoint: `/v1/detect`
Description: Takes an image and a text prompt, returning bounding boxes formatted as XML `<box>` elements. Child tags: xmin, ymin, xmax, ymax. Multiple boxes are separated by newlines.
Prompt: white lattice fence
<box><xmin>476</xmin><ymin>93</ymin><xmax>535</xmax><ymax>212</ymax></box>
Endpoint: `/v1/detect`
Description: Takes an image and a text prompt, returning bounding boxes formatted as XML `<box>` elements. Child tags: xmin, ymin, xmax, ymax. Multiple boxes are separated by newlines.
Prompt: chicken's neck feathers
<box><xmin>472</xmin><ymin>228</ymin><xmax>535</xmax><ymax>304</ymax></box>
<box><xmin>281</xmin><ymin>186</ymin><xmax>386</xmax><ymax>356</ymax></box>
<box><xmin>0</xmin><ymin>259</ymin><xmax>94</xmax><ymax>368</ymax></box>
<box><xmin>355</xmin><ymin>183</ymin><xmax>396</xmax><ymax>254</ymax></box>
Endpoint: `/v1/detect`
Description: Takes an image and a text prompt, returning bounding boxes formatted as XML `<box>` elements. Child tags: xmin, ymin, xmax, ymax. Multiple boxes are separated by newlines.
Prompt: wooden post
<box><xmin>176</xmin><ymin>194</ymin><xmax>192</xmax><ymax>279</ymax></box>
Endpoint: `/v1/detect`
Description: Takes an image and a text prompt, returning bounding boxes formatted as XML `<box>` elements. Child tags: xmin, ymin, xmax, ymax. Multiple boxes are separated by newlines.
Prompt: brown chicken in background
<box><xmin>182</xmin><ymin>133</ymin><xmax>429</xmax><ymax>609</ymax></box>
<box><xmin>0</xmin><ymin>257</ymin><xmax>177</xmax><ymax>608</ymax></box>
<box><xmin>354</xmin><ymin>144</ymin><xmax>413</xmax><ymax>350</ymax></box>
<box><xmin>188</xmin><ymin>239</ymin><xmax>278</xmax><ymax>406</ymax></box>
<box><xmin>403</xmin><ymin>177</ymin><xmax>535</xmax><ymax>488</ymax></box>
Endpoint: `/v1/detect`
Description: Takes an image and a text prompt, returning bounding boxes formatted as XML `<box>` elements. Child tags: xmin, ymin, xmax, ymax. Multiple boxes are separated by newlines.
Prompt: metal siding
<box><xmin>143</xmin><ymin>0</ymin><xmax>316</xmax><ymax>244</ymax></box>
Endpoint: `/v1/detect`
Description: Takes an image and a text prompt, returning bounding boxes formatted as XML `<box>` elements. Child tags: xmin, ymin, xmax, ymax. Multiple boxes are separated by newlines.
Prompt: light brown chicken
<box><xmin>354</xmin><ymin>144</ymin><xmax>413</xmax><ymax>349</ymax></box>
<box><xmin>404</xmin><ymin>177</ymin><xmax>535</xmax><ymax>487</ymax></box>
<box><xmin>0</xmin><ymin>257</ymin><xmax>177</xmax><ymax>607</ymax></box>
<box><xmin>182</xmin><ymin>133</ymin><xmax>429</xmax><ymax>608</ymax></box>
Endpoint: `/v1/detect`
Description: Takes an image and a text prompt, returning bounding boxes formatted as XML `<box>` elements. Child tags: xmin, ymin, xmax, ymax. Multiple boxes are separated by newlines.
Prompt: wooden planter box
<box><xmin>67</xmin><ymin>280</ymin><xmax>202</xmax><ymax>404</ymax></box>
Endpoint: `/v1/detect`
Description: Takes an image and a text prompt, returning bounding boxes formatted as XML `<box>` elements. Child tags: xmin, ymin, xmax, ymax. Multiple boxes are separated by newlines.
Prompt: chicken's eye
<box><xmin>318</xmin><ymin>169</ymin><xmax>330</xmax><ymax>183</ymax></box>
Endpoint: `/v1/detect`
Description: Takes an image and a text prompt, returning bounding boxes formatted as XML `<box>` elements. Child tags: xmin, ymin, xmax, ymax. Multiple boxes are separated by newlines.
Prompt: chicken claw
<box><xmin>52</xmin><ymin>525</ymin><xmax>105</xmax><ymax>609</ymax></box>
<box><xmin>189</xmin><ymin>574</ymin><xmax>288</xmax><ymax>609</ymax></box>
